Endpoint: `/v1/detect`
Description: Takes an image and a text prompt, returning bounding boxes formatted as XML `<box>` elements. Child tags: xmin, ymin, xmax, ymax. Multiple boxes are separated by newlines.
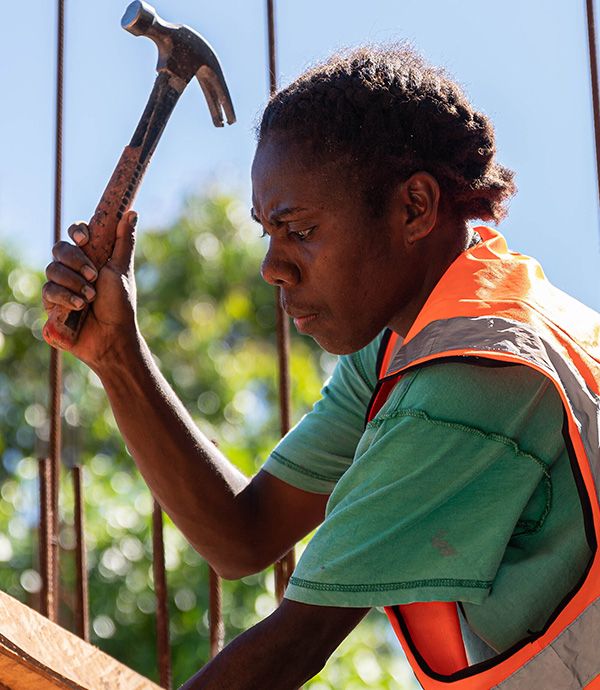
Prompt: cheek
<box><xmin>351</xmin><ymin>252</ymin><xmax>385</xmax><ymax>296</ymax></box>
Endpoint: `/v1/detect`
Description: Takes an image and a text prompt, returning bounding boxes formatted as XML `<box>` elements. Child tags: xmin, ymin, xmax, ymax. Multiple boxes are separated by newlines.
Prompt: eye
<box><xmin>289</xmin><ymin>226</ymin><xmax>315</xmax><ymax>242</ymax></box>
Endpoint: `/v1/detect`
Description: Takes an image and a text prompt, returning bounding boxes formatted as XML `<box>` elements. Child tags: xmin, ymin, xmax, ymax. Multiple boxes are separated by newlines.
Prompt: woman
<box><xmin>44</xmin><ymin>46</ymin><xmax>598</xmax><ymax>689</ymax></box>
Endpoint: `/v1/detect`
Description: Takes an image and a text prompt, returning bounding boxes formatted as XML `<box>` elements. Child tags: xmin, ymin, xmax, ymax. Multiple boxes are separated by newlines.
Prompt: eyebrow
<box><xmin>250</xmin><ymin>206</ymin><xmax>308</xmax><ymax>225</ymax></box>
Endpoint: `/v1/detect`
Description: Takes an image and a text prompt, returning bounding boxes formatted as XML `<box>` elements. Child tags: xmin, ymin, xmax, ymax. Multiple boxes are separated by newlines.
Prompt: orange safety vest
<box><xmin>365</xmin><ymin>226</ymin><xmax>600</xmax><ymax>689</ymax></box>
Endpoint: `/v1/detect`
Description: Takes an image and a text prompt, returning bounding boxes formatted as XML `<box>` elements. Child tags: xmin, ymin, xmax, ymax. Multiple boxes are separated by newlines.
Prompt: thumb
<box><xmin>110</xmin><ymin>210</ymin><xmax>138</xmax><ymax>272</ymax></box>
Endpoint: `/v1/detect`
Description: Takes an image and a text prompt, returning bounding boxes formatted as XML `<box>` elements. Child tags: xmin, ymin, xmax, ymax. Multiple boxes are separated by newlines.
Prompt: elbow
<box><xmin>203</xmin><ymin>543</ymin><xmax>277</xmax><ymax>581</ymax></box>
<box><xmin>213</xmin><ymin>563</ymin><xmax>256</xmax><ymax>581</ymax></box>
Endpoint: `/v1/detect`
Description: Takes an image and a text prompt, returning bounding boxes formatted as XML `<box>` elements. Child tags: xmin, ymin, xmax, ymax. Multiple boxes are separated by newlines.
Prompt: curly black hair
<box><xmin>257</xmin><ymin>45</ymin><xmax>516</xmax><ymax>224</ymax></box>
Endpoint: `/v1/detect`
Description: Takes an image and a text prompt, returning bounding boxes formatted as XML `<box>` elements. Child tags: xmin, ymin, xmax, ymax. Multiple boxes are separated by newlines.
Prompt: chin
<box><xmin>310</xmin><ymin>331</ymin><xmax>373</xmax><ymax>356</ymax></box>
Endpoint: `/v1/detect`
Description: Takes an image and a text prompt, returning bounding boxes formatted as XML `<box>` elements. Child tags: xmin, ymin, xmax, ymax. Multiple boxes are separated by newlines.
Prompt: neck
<box><xmin>388</xmin><ymin>222</ymin><xmax>470</xmax><ymax>337</ymax></box>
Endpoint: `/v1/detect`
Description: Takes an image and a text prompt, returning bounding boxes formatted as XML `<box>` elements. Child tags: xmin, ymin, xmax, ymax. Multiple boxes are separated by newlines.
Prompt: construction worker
<box><xmin>43</xmin><ymin>46</ymin><xmax>600</xmax><ymax>689</ymax></box>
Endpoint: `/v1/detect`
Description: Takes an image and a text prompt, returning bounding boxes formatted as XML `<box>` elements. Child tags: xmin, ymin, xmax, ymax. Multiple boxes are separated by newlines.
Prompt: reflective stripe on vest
<box><xmin>367</xmin><ymin>226</ymin><xmax>600</xmax><ymax>689</ymax></box>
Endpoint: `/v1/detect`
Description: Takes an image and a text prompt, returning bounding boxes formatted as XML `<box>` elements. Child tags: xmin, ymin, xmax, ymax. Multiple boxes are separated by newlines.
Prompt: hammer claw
<box><xmin>197</xmin><ymin>66</ymin><xmax>236</xmax><ymax>127</ymax></box>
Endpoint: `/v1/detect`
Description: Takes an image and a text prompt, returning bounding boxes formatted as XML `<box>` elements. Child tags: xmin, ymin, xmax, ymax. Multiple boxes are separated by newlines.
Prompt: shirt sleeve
<box><xmin>284</xmin><ymin>361</ymin><xmax>566</xmax><ymax>611</ymax></box>
<box><xmin>261</xmin><ymin>333</ymin><xmax>383</xmax><ymax>494</ymax></box>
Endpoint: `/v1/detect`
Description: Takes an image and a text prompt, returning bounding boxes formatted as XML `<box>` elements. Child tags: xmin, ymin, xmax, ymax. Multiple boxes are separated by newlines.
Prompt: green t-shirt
<box><xmin>263</xmin><ymin>332</ymin><xmax>592</xmax><ymax>654</ymax></box>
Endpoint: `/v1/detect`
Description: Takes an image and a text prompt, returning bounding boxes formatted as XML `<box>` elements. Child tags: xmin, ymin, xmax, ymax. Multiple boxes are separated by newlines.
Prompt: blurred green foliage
<box><xmin>0</xmin><ymin>191</ymin><xmax>416</xmax><ymax>689</ymax></box>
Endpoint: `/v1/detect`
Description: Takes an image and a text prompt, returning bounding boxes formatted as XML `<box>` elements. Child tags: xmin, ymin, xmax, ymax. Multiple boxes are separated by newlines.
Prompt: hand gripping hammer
<box><xmin>44</xmin><ymin>1</ymin><xmax>235</xmax><ymax>348</ymax></box>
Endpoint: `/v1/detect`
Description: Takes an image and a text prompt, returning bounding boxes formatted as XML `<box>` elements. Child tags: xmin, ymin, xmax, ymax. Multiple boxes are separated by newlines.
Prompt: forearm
<box><xmin>181</xmin><ymin>617</ymin><xmax>321</xmax><ymax>690</ymax></box>
<box><xmin>94</xmin><ymin>332</ymin><xmax>256</xmax><ymax>576</ymax></box>
<box><xmin>180</xmin><ymin>600</ymin><xmax>368</xmax><ymax>690</ymax></box>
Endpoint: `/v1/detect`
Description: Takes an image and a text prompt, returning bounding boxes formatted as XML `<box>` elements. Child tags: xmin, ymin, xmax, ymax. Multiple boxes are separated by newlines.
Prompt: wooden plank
<box><xmin>0</xmin><ymin>590</ymin><xmax>161</xmax><ymax>690</ymax></box>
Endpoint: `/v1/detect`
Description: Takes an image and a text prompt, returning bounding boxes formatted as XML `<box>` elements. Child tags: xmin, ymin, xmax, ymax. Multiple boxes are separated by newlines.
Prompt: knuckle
<box><xmin>41</xmin><ymin>282</ymin><xmax>53</xmax><ymax>302</ymax></box>
<box><xmin>52</xmin><ymin>240</ymin><xmax>70</xmax><ymax>260</ymax></box>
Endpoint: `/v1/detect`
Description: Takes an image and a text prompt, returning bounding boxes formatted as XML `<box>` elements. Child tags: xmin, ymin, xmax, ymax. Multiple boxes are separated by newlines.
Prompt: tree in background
<box><xmin>0</xmin><ymin>190</ymin><xmax>416</xmax><ymax>689</ymax></box>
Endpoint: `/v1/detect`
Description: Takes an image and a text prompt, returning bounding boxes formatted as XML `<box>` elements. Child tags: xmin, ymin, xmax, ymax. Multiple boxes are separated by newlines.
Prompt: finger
<box><xmin>42</xmin><ymin>281</ymin><xmax>87</xmax><ymax>311</ymax></box>
<box><xmin>51</xmin><ymin>241</ymin><xmax>98</xmax><ymax>282</ymax></box>
<box><xmin>45</xmin><ymin>261</ymin><xmax>97</xmax><ymax>303</ymax></box>
<box><xmin>110</xmin><ymin>210</ymin><xmax>138</xmax><ymax>272</ymax></box>
<box><xmin>67</xmin><ymin>221</ymin><xmax>90</xmax><ymax>247</ymax></box>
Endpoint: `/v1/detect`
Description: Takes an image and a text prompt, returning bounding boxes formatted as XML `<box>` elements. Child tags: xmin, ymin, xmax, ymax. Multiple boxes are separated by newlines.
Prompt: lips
<box><xmin>281</xmin><ymin>299</ymin><xmax>316</xmax><ymax>319</ymax></box>
<box><xmin>284</xmin><ymin>307</ymin><xmax>317</xmax><ymax>320</ymax></box>
<box><xmin>292</xmin><ymin>313</ymin><xmax>319</xmax><ymax>332</ymax></box>
<box><xmin>281</xmin><ymin>301</ymin><xmax>320</xmax><ymax>333</ymax></box>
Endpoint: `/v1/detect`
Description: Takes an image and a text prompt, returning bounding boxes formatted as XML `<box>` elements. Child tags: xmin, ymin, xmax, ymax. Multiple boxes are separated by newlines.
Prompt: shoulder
<box><xmin>375</xmin><ymin>359</ymin><xmax>563</xmax><ymax>460</ymax></box>
<box><xmin>396</xmin><ymin>359</ymin><xmax>555</xmax><ymax>413</ymax></box>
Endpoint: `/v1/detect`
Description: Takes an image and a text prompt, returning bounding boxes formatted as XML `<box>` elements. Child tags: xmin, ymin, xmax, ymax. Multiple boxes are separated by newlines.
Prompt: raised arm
<box><xmin>42</xmin><ymin>211</ymin><xmax>327</xmax><ymax>578</ymax></box>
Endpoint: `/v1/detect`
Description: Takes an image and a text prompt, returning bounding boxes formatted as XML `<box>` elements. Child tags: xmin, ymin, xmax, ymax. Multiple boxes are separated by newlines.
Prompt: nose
<box><xmin>260</xmin><ymin>239</ymin><xmax>301</xmax><ymax>287</ymax></box>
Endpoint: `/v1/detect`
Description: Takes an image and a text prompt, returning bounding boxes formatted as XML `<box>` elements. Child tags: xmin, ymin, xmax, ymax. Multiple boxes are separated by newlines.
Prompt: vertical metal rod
<box><xmin>38</xmin><ymin>458</ymin><xmax>55</xmax><ymax>618</ymax></box>
<box><xmin>47</xmin><ymin>0</ymin><xmax>66</xmax><ymax>623</ymax></box>
<box><xmin>266</xmin><ymin>0</ymin><xmax>296</xmax><ymax>603</ymax></box>
<box><xmin>72</xmin><ymin>466</ymin><xmax>89</xmax><ymax>641</ymax></box>
<box><xmin>207</xmin><ymin>440</ymin><xmax>224</xmax><ymax>658</ymax></box>
<box><xmin>152</xmin><ymin>499</ymin><xmax>172</xmax><ymax>689</ymax></box>
<box><xmin>586</xmin><ymin>0</ymin><xmax>600</xmax><ymax>226</ymax></box>
<box><xmin>54</xmin><ymin>0</ymin><xmax>64</xmax><ymax>248</ymax></box>
<box><xmin>208</xmin><ymin>566</ymin><xmax>225</xmax><ymax>658</ymax></box>
<box><xmin>266</xmin><ymin>0</ymin><xmax>278</xmax><ymax>95</ymax></box>
<box><xmin>47</xmin><ymin>350</ymin><xmax>61</xmax><ymax>624</ymax></box>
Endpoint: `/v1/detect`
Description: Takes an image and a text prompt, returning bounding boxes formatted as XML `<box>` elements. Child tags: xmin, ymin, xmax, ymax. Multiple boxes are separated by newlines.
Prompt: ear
<box><xmin>396</xmin><ymin>172</ymin><xmax>440</xmax><ymax>244</ymax></box>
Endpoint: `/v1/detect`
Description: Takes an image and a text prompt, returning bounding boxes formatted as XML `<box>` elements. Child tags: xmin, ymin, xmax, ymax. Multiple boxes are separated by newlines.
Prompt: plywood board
<box><xmin>0</xmin><ymin>590</ymin><xmax>161</xmax><ymax>689</ymax></box>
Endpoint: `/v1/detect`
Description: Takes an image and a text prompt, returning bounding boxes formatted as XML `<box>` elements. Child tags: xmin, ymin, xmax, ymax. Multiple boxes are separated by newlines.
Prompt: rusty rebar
<box><xmin>38</xmin><ymin>458</ymin><xmax>55</xmax><ymax>619</ymax></box>
<box><xmin>46</xmin><ymin>0</ymin><xmax>66</xmax><ymax>625</ymax></box>
<box><xmin>47</xmin><ymin>349</ymin><xmax>61</xmax><ymax>623</ymax></box>
<box><xmin>205</xmin><ymin>440</ymin><xmax>225</xmax><ymax>659</ymax></box>
<box><xmin>266</xmin><ymin>0</ymin><xmax>296</xmax><ymax>603</ymax></box>
<box><xmin>275</xmin><ymin>290</ymin><xmax>292</xmax><ymax>436</ymax></box>
<box><xmin>586</xmin><ymin>0</ymin><xmax>600</xmax><ymax>227</ymax></box>
<box><xmin>208</xmin><ymin>566</ymin><xmax>225</xmax><ymax>658</ymax></box>
<box><xmin>266</xmin><ymin>0</ymin><xmax>278</xmax><ymax>96</ymax></box>
<box><xmin>54</xmin><ymin>0</ymin><xmax>64</xmax><ymax>248</ymax></box>
<box><xmin>152</xmin><ymin>499</ymin><xmax>172</xmax><ymax>689</ymax></box>
<box><xmin>72</xmin><ymin>465</ymin><xmax>89</xmax><ymax>641</ymax></box>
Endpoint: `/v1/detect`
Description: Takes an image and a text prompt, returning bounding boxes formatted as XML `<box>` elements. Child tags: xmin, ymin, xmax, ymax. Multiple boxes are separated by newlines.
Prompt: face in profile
<box><xmin>251</xmin><ymin>134</ymin><xmax>421</xmax><ymax>355</ymax></box>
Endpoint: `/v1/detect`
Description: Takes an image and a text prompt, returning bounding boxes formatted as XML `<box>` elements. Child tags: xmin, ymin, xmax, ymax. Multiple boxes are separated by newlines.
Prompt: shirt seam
<box><xmin>288</xmin><ymin>575</ymin><xmax>493</xmax><ymax>593</ymax></box>
<box><xmin>269</xmin><ymin>450</ymin><xmax>339</xmax><ymax>483</ymax></box>
<box><xmin>367</xmin><ymin>408</ymin><xmax>553</xmax><ymax>536</ymax></box>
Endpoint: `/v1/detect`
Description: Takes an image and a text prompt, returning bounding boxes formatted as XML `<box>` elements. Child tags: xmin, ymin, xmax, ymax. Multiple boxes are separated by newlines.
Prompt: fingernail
<box><xmin>71</xmin><ymin>295</ymin><xmax>85</xmax><ymax>308</ymax></box>
<box><xmin>82</xmin><ymin>285</ymin><xmax>96</xmax><ymax>301</ymax></box>
<box><xmin>82</xmin><ymin>265</ymin><xmax>97</xmax><ymax>281</ymax></box>
<box><xmin>73</xmin><ymin>229</ymin><xmax>86</xmax><ymax>244</ymax></box>
<box><xmin>130</xmin><ymin>212</ymin><xmax>138</xmax><ymax>228</ymax></box>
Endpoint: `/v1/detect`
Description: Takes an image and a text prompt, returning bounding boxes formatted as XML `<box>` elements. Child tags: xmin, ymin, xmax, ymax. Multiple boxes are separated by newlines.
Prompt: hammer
<box><xmin>44</xmin><ymin>1</ymin><xmax>235</xmax><ymax>347</ymax></box>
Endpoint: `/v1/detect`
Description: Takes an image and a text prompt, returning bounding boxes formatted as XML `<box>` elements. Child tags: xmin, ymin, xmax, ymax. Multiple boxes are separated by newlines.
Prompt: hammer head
<box><xmin>122</xmin><ymin>1</ymin><xmax>236</xmax><ymax>127</ymax></box>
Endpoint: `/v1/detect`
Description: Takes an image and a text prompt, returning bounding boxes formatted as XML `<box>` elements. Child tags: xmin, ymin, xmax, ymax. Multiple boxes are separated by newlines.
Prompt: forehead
<box><xmin>251</xmin><ymin>135</ymin><xmax>349</xmax><ymax>215</ymax></box>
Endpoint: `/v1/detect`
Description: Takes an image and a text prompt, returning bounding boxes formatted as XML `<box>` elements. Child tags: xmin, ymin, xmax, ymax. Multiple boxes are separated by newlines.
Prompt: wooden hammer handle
<box><xmin>44</xmin><ymin>144</ymin><xmax>145</xmax><ymax>348</ymax></box>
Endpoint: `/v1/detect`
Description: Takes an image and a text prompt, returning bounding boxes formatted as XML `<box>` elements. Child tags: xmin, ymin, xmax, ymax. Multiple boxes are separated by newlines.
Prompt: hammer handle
<box><xmin>44</xmin><ymin>72</ymin><xmax>183</xmax><ymax>349</ymax></box>
<box><xmin>44</xmin><ymin>144</ymin><xmax>146</xmax><ymax>348</ymax></box>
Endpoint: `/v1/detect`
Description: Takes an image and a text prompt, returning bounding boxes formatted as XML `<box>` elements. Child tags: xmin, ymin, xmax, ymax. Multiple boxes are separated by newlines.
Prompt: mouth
<box><xmin>292</xmin><ymin>313</ymin><xmax>319</xmax><ymax>332</ymax></box>
<box><xmin>282</xmin><ymin>302</ymin><xmax>320</xmax><ymax>333</ymax></box>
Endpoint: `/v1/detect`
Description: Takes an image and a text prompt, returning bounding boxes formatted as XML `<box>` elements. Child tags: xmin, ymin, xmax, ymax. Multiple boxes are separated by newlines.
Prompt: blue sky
<box><xmin>2</xmin><ymin>1</ymin><xmax>599</xmax><ymax>309</ymax></box>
